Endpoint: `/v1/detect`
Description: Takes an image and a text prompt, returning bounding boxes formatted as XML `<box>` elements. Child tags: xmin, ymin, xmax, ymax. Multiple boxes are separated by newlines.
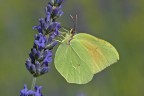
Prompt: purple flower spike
<box><xmin>26</xmin><ymin>0</ymin><xmax>64</xmax><ymax>77</ymax></box>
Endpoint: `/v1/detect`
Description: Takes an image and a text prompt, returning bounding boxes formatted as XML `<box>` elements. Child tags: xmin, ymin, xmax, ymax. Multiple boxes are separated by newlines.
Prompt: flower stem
<box><xmin>31</xmin><ymin>77</ymin><xmax>37</xmax><ymax>90</ymax></box>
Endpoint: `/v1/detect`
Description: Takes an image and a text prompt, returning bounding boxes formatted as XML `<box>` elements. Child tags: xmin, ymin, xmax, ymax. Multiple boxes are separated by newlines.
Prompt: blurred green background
<box><xmin>0</xmin><ymin>0</ymin><xmax>144</xmax><ymax>96</ymax></box>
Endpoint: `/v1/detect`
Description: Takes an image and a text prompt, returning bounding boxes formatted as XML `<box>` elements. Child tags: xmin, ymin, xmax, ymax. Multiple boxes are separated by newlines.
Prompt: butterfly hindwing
<box><xmin>55</xmin><ymin>40</ymin><xmax>94</xmax><ymax>84</ymax></box>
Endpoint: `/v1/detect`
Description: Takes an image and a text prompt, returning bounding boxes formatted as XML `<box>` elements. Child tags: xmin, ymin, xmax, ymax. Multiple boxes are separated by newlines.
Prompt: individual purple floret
<box><xmin>20</xmin><ymin>84</ymin><xmax>43</xmax><ymax>96</ymax></box>
<box><xmin>20</xmin><ymin>84</ymin><xmax>35</xmax><ymax>96</ymax></box>
<box><xmin>25</xmin><ymin>0</ymin><xmax>64</xmax><ymax>77</ymax></box>
<box><xmin>34</xmin><ymin>33</ymin><xmax>47</xmax><ymax>50</ymax></box>
<box><xmin>34</xmin><ymin>85</ymin><xmax>43</xmax><ymax>96</ymax></box>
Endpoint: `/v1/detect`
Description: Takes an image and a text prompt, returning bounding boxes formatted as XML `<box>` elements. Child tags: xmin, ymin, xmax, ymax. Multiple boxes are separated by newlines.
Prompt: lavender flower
<box><xmin>34</xmin><ymin>85</ymin><xmax>43</xmax><ymax>96</ymax></box>
<box><xmin>25</xmin><ymin>0</ymin><xmax>64</xmax><ymax>77</ymax></box>
<box><xmin>21</xmin><ymin>0</ymin><xmax>64</xmax><ymax>96</ymax></box>
<box><xmin>20</xmin><ymin>84</ymin><xmax>43</xmax><ymax>96</ymax></box>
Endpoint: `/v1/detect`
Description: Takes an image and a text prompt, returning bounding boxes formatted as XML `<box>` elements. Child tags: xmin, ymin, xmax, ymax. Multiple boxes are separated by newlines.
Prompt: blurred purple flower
<box><xmin>20</xmin><ymin>85</ymin><xmax>43</xmax><ymax>96</ymax></box>
<box><xmin>34</xmin><ymin>85</ymin><xmax>43</xmax><ymax>96</ymax></box>
<box><xmin>76</xmin><ymin>93</ymin><xmax>86</xmax><ymax>96</ymax></box>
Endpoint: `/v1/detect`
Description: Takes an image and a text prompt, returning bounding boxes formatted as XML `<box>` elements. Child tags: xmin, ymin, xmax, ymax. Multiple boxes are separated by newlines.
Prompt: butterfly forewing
<box><xmin>74</xmin><ymin>33</ymin><xmax>119</xmax><ymax>74</ymax></box>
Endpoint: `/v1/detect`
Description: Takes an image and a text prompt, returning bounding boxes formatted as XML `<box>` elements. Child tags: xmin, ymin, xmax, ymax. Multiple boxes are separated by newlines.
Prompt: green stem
<box><xmin>31</xmin><ymin>77</ymin><xmax>37</xmax><ymax>90</ymax></box>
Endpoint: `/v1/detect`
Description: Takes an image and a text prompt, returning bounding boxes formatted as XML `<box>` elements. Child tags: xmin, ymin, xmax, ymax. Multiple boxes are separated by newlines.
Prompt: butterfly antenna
<box><xmin>70</xmin><ymin>14</ymin><xmax>77</xmax><ymax>35</ymax></box>
<box><xmin>75</xmin><ymin>14</ymin><xmax>77</xmax><ymax>33</ymax></box>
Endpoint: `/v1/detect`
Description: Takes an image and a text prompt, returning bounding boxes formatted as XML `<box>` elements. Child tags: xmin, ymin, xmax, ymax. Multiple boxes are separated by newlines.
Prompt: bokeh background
<box><xmin>0</xmin><ymin>0</ymin><xmax>144</xmax><ymax>96</ymax></box>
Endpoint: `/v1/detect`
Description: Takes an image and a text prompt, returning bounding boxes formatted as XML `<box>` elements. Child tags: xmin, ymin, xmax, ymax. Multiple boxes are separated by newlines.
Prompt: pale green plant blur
<box><xmin>0</xmin><ymin>0</ymin><xmax>144</xmax><ymax>96</ymax></box>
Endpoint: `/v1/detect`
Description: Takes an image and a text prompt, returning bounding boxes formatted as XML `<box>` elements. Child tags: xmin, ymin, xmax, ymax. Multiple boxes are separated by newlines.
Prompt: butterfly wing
<box><xmin>54</xmin><ymin>33</ymin><xmax>119</xmax><ymax>84</ymax></box>
<box><xmin>54</xmin><ymin>40</ymin><xmax>94</xmax><ymax>84</ymax></box>
<box><xmin>73</xmin><ymin>33</ymin><xmax>119</xmax><ymax>74</ymax></box>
